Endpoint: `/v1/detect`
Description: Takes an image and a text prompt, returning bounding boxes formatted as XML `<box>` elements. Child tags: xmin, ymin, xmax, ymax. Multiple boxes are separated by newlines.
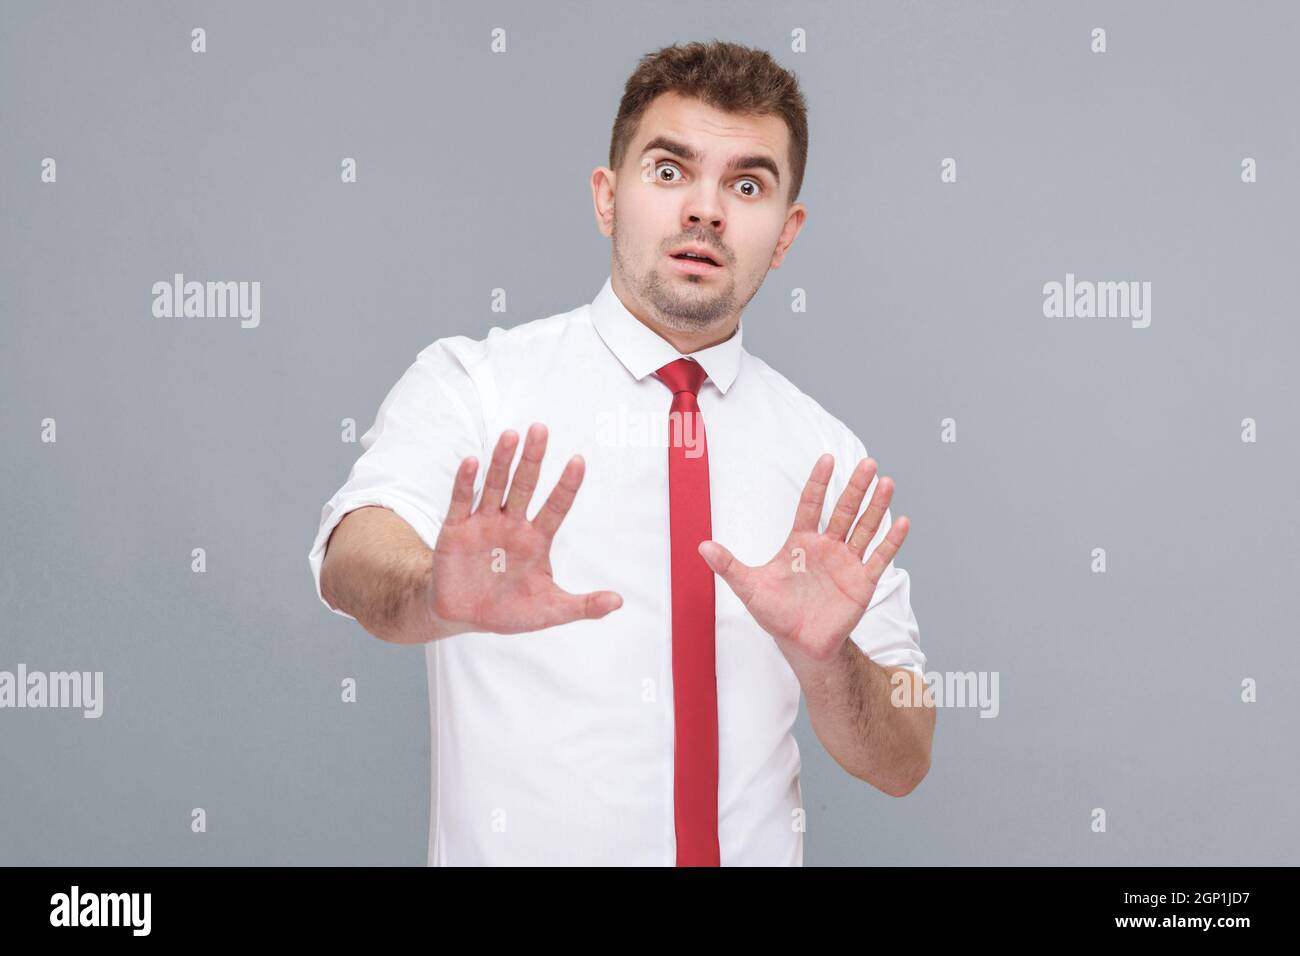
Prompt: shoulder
<box><xmin>742</xmin><ymin>351</ymin><xmax>869</xmax><ymax>459</ymax></box>
<box><xmin>417</xmin><ymin>303</ymin><xmax>590</xmax><ymax>376</ymax></box>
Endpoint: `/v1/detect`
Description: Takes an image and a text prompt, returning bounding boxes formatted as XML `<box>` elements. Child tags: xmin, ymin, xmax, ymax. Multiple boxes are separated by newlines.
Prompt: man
<box><xmin>309</xmin><ymin>40</ymin><xmax>934</xmax><ymax>866</ymax></box>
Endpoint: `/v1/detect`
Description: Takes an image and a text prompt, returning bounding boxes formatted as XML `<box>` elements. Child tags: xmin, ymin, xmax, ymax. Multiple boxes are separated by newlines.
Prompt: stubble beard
<box><xmin>612</xmin><ymin>215</ymin><xmax>748</xmax><ymax>332</ymax></box>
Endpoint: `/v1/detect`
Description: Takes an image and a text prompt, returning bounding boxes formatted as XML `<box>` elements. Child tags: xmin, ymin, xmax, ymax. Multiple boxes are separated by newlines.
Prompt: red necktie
<box><xmin>654</xmin><ymin>357</ymin><xmax>720</xmax><ymax>867</ymax></box>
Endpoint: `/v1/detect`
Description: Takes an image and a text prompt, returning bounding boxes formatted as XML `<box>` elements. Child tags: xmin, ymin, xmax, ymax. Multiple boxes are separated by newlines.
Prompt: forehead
<box><xmin>633</xmin><ymin>91</ymin><xmax>789</xmax><ymax>163</ymax></box>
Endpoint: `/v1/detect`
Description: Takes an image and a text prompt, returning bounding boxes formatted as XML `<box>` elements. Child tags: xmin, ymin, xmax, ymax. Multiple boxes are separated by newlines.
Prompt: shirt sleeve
<box><xmin>830</xmin><ymin>431</ymin><xmax>927</xmax><ymax>677</ymax></box>
<box><xmin>307</xmin><ymin>338</ymin><xmax>486</xmax><ymax>621</ymax></box>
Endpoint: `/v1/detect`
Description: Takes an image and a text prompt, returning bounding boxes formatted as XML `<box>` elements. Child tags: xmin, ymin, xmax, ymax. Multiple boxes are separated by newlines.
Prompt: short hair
<box><xmin>609</xmin><ymin>40</ymin><xmax>810</xmax><ymax>204</ymax></box>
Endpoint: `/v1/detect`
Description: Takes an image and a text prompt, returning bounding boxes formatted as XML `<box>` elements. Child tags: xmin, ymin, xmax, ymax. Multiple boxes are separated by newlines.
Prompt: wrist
<box><xmin>381</xmin><ymin>548</ymin><xmax>451</xmax><ymax>644</ymax></box>
<box><xmin>788</xmin><ymin>634</ymin><xmax>856</xmax><ymax>701</ymax></box>
<box><xmin>409</xmin><ymin>549</ymin><xmax>473</xmax><ymax>642</ymax></box>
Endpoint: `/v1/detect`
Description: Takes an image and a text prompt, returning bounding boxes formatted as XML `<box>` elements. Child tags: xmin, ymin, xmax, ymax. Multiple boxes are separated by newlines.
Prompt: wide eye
<box><xmin>655</xmin><ymin>161</ymin><xmax>683</xmax><ymax>183</ymax></box>
<box><xmin>735</xmin><ymin>178</ymin><xmax>762</xmax><ymax>197</ymax></box>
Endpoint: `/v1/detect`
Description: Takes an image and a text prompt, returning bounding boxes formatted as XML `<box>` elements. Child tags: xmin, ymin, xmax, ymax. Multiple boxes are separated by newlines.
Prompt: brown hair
<box><xmin>609</xmin><ymin>40</ymin><xmax>809</xmax><ymax>204</ymax></box>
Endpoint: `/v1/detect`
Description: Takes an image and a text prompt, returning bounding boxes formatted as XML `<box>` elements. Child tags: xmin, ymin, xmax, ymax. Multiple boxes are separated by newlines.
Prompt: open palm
<box><xmin>425</xmin><ymin>423</ymin><xmax>623</xmax><ymax>636</ymax></box>
<box><xmin>699</xmin><ymin>454</ymin><xmax>909</xmax><ymax>663</ymax></box>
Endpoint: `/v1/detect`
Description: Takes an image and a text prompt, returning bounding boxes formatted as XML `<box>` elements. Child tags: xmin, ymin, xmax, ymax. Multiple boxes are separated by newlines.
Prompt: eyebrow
<box><xmin>640</xmin><ymin>135</ymin><xmax>781</xmax><ymax>188</ymax></box>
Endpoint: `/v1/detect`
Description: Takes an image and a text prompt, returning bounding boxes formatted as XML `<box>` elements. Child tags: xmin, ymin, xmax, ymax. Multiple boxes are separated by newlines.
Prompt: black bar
<box><xmin>0</xmin><ymin>866</ymin><xmax>1288</xmax><ymax>940</ymax></box>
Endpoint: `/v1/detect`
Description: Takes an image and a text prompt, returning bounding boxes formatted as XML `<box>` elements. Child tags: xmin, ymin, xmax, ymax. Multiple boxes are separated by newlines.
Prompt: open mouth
<box><xmin>670</xmin><ymin>251</ymin><xmax>720</xmax><ymax>266</ymax></box>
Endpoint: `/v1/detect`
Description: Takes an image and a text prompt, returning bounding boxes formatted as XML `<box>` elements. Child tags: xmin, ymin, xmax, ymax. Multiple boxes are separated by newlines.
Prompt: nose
<box><xmin>683</xmin><ymin>184</ymin><xmax>725</xmax><ymax>234</ymax></box>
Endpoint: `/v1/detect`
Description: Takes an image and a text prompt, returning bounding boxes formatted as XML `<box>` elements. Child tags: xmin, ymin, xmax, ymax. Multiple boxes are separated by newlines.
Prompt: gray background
<box><xmin>2</xmin><ymin>0</ymin><xmax>1297</xmax><ymax>865</ymax></box>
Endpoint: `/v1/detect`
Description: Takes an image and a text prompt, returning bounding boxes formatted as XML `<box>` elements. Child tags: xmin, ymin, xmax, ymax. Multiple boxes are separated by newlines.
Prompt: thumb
<box><xmin>538</xmin><ymin>587</ymin><xmax>624</xmax><ymax>630</ymax></box>
<box><xmin>567</xmin><ymin>589</ymin><xmax>623</xmax><ymax>622</ymax></box>
<box><xmin>698</xmin><ymin>540</ymin><xmax>755</xmax><ymax>602</ymax></box>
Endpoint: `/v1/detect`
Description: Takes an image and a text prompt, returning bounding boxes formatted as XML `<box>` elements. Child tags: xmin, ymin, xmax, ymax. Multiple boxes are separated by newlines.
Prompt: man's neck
<box><xmin>611</xmin><ymin>271</ymin><xmax>738</xmax><ymax>355</ymax></box>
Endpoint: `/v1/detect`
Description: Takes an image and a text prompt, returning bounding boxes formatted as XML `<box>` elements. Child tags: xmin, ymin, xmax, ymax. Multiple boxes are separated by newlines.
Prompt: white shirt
<box><xmin>308</xmin><ymin>275</ymin><xmax>926</xmax><ymax>865</ymax></box>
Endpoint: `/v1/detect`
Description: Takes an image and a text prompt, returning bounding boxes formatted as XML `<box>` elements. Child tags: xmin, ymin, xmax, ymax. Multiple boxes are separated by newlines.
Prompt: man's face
<box><xmin>598</xmin><ymin>91</ymin><xmax>805</xmax><ymax>334</ymax></box>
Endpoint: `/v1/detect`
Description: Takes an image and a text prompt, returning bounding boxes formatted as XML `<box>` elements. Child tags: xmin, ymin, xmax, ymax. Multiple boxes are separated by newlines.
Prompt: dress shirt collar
<box><xmin>589</xmin><ymin>274</ymin><xmax>743</xmax><ymax>395</ymax></box>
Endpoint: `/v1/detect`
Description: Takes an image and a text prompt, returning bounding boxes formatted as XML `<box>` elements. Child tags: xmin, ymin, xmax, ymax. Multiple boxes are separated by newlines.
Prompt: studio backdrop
<box><xmin>1</xmin><ymin>0</ymin><xmax>1296</xmax><ymax>865</ymax></box>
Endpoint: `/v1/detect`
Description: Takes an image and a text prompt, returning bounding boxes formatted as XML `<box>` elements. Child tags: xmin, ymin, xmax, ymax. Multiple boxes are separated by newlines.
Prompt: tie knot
<box><xmin>655</xmin><ymin>357</ymin><xmax>708</xmax><ymax>397</ymax></box>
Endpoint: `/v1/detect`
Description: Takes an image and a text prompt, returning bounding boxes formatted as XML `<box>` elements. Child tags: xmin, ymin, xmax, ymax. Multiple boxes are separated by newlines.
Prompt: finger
<box><xmin>790</xmin><ymin>454</ymin><xmax>835</xmax><ymax>535</ymax></box>
<box><xmin>545</xmin><ymin>588</ymin><xmax>624</xmax><ymax>626</ymax></box>
<box><xmin>698</xmin><ymin>540</ymin><xmax>757</xmax><ymax>606</ymax></box>
<box><xmin>476</xmin><ymin>429</ymin><xmax>520</xmax><ymax>513</ymax></box>
<box><xmin>532</xmin><ymin>454</ymin><xmax>585</xmax><ymax>541</ymax></box>
<box><xmin>504</xmin><ymin>422</ymin><xmax>548</xmax><ymax>517</ymax></box>
<box><xmin>862</xmin><ymin>514</ymin><xmax>910</xmax><ymax>583</ymax></box>
<box><xmin>846</xmin><ymin>476</ymin><xmax>895</xmax><ymax>559</ymax></box>
<box><xmin>444</xmin><ymin>456</ymin><xmax>479</xmax><ymax>524</ymax></box>
<box><xmin>825</xmin><ymin>457</ymin><xmax>877</xmax><ymax>541</ymax></box>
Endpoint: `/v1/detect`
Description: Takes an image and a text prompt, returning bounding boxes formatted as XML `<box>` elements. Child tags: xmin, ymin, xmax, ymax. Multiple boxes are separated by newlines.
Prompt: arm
<box><xmin>797</xmin><ymin>647</ymin><xmax>934</xmax><ymax>797</ymax></box>
<box><xmin>699</xmin><ymin>451</ymin><xmax>933</xmax><ymax>797</ymax></box>
<box><xmin>318</xmin><ymin>505</ymin><xmax>442</xmax><ymax>645</ymax></box>
<box><xmin>318</xmin><ymin>425</ymin><xmax>622</xmax><ymax>645</ymax></box>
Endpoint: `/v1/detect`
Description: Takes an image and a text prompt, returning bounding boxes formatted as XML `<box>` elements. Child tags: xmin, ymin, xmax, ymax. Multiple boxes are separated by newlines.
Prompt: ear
<box><xmin>770</xmin><ymin>201</ymin><xmax>806</xmax><ymax>269</ymax></box>
<box><xmin>591</xmin><ymin>167</ymin><xmax>617</xmax><ymax>238</ymax></box>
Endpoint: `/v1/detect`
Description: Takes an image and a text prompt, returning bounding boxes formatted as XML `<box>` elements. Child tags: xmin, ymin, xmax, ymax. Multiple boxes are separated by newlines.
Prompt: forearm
<box><xmin>797</xmin><ymin>640</ymin><xmax>934</xmax><ymax>796</ymax></box>
<box><xmin>319</xmin><ymin>506</ymin><xmax>444</xmax><ymax>644</ymax></box>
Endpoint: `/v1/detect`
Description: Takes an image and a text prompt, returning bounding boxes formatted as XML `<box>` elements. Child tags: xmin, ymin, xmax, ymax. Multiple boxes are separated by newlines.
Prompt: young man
<box><xmin>309</xmin><ymin>40</ymin><xmax>934</xmax><ymax>866</ymax></box>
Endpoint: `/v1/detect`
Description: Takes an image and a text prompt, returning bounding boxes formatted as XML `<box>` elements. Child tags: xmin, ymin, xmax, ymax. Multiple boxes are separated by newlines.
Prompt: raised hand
<box><xmin>698</xmin><ymin>454</ymin><xmax>909</xmax><ymax>666</ymax></box>
<box><xmin>422</xmin><ymin>423</ymin><xmax>623</xmax><ymax>637</ymax></box>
